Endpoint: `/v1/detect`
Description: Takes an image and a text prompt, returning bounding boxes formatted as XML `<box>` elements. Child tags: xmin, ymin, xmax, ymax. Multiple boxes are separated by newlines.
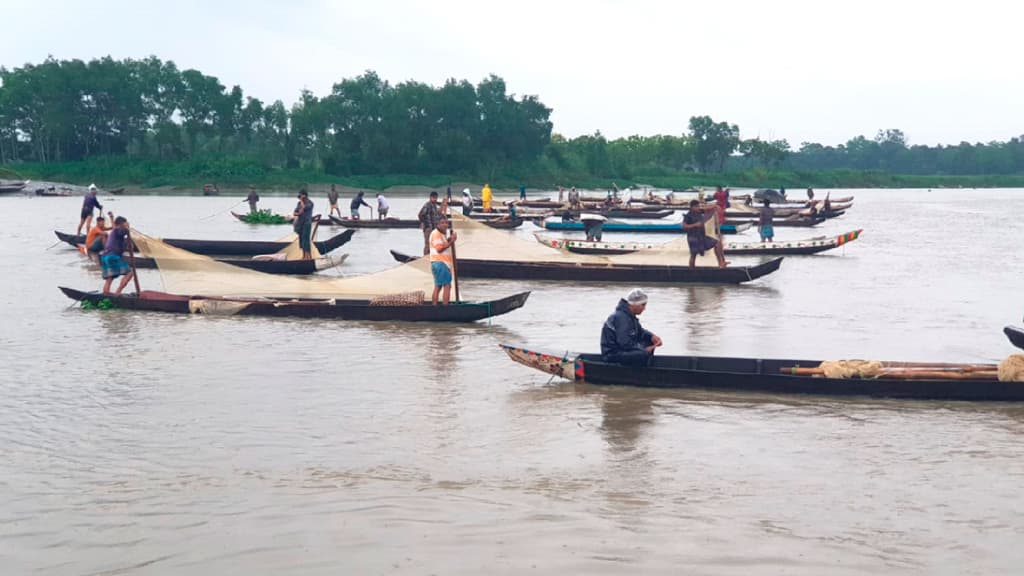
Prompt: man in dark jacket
<box><xmin>600</xmin><ymin>289</ymin><xmax>663</xmax><ymax>366</ymax></box>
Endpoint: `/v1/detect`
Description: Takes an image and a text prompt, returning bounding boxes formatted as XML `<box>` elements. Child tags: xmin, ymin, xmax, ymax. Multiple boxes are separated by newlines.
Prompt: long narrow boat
<box><xmin>1006</xmin><ymin>326</ymin><xmax>1024</xmax><ymax>350</ymax></box>
<box><xmin>59</xmin><ymin>287</ymin><xmax>530</xmax><ymax>323</ymax></box>
<box><xmin>536</xmin><ymin>230</ymin><xmax>863</xmax><ymax>256</ymax></box>
<box><xmin>500</xmin><ymin>344</ymin><xmax>1024</xmax><ymax>401</ymax></box>
<box><xmin>330</xmin><ymin>215</ymin><xmax>524</xmax><ymax>229</ymax></box>
<box><xmin>55</xmin><ymin>229</ymin><xmax>355</xmax><ymax>256</ymax></box>
<box><xmin>0</xmin><ymin>181</ymin><xmax>28</xmax><ymax>194</ymax></box>
<box><xmin>539</xmin><ymin>220</ymin><xmax>753</xmax><ymax>234</ymax></box>
<box><xmin>132</xmin><ymin>253</ymin><xmax>347</xmax><ymax>275</ymax></box>
<box><xmin>726</xmin><ymin>215</ymin><xmax>826</xmax><ymax>228</ymax></box>
<box><xmin>579</xmin><ymin>209</ymin><xmax>676</xmax><ymax>219</ymax></box>
<box><xmin>390</xmin><ymin>251</ymin><xmax>782</xmax><ymax>284</ymax></box>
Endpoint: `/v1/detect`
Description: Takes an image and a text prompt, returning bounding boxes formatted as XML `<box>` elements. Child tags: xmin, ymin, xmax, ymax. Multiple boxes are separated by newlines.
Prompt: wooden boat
<box><xmin>128</xmin><ymin>253</ymin><xmax>348</xmax><ymax>275</ymax></box>
<box><xmin>59</xmin><ymin>287</ymin><xmax>531</xmax><ymax>323</ymax></box>
<box><xmin>537</xmin><ymin>229</ymin><xmax>863</xmax><ymax>256</ymax></box>
<box><xmin>0</xmin><ymin>181</ymin><xmax>27</xmax><ymax>194</ymax></box>
<box><xmin>1006</xmin><ymin>326</ymin><xmax>1024</xmax><ymax>350</ymax></box>
<box><xmin>330</xmin><ymin>216</ymin><xmax>421</xmax><ymax>228</ymax></box>
<box><xmin>539</xmin><ymin>220</ymin><xmax>752</xmax><ymax>235</ymax></box>
<box><xmin>107</xmin><ymin>187</ymin><xmax>125</xmax><ymax>195</ymax></box>
<box><xmin>726</xmin><ymin>202</ymin><xmax>851</xmax><ymax>219</ymax></box>
<box><xmin>500</xmin><ymin>344</ymin><xmax>1024</xmax><ymax>401</ymax></box>
<box><xmin>726</xmin><ymin>215</ymin><xmax>826</xmax><ymax>228</ymax></box>
<box><xmin>331</xmin><ymin>214</ymin><xmax>523</xmax><ymax>230</ymax></box>
<box><xmin>35</xmin><ymin>187</ymin><xmax>74</xmax><ymax>197</ymax></box>
<box><xmin>55</xmin><ymin>229</ymin><xmax>355</xmax><ymax>256</ymax></box>
<box><xmin>390</xmin><ymin>250</ymin><xmax>783</xmax><ymax>284</ymax></box>
<box><xmin>579</xmin><ymin>209</ymin><xmax>675</xmax><ymax>219</ymax></box>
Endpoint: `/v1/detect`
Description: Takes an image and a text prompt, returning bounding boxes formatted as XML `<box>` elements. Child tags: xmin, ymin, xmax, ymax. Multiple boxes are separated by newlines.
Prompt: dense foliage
<box><xmin>2</xmin><ymin>57</ymin><xmax>1023</xmax><ymax>187</ymax></box>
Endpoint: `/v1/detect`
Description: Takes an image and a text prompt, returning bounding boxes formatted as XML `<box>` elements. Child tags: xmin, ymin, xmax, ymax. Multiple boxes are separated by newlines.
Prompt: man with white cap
<box><xmin>600</xmin><ymin>288</ymin><xmax>663</xmax><ymax>366</ymax></box>
<box><xmin>77</xmin><ymin>184</ymin><xmax>103</xmax><ymax>235</ymax></box>
<box><xmin>461</xmin><ymin>188</ymin><xmax>474</xmax><ymax>216</ymax></box>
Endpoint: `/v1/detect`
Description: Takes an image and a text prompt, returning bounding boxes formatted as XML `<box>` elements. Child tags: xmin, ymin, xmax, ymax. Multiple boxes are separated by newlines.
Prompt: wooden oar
<box><xmin>445</xmin><ymin>200</ymin><xmax>460</xmax><ymax>302</ymax></box>
<box><xmin>126</xmin><ymin>229</ymin><xmax>142</xmax><ymax>294</ymax></box>
<box><xmin>782</xmin><ymin>366</ymin><xmax>999</xmax><ymax>380</ymax></box>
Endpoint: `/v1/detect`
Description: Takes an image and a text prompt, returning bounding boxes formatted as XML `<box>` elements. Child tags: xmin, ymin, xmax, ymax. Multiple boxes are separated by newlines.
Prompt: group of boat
<box><xmin>49</xmin><ymin>186</ymin><xmax>1024</xmax><ymax>401</ymax></box>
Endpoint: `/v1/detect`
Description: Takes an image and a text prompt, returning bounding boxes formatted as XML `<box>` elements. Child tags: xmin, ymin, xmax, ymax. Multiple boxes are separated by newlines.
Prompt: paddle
<box><xmin>200</xmin><ymin>199</ymin><xmax>245</xmax><ymax>220</ymax></box>
<box><xmin>126</xmin><ymin>229</ymin><xmax>142</xmax><ymax>294</ymax></box>
<box><xmin>443</xmin><ymin>199</ymin><xmax>460</xmax><ymax>302</ymax></box>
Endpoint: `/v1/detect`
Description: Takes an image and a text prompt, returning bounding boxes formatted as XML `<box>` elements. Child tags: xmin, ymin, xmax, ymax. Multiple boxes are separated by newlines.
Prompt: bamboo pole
<box><xmin>126</xmin><ymin>229</ymin><xmax>142</xmax><ymax>295</ymax></box>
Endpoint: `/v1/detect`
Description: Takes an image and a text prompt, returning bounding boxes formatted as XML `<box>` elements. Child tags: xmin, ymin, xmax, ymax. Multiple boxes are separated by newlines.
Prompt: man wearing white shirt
<box><xmin>376</xmin><ymin>194</ymin><xmax>390</xmax><ymax>220</ymax></box>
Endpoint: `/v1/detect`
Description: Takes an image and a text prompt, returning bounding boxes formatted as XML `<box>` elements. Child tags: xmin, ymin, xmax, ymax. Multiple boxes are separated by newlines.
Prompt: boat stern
<box><xmin>500</xmin><ymin>344</ymin><xmax>579</xmax><ymax>381</ymax></box>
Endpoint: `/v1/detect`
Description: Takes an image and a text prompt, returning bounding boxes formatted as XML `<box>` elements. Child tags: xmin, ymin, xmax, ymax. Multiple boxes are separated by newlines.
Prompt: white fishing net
<box><xmin>131</xmin><ymin>230</ymin><xmax>437</xmax><ymax>299</ymax></box>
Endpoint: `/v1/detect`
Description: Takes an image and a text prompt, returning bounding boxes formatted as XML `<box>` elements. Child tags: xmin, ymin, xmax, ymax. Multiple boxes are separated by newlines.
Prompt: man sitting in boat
<box><xmin>84</xmin><ymin>212</ymin><xmax>115</xmax><ymax>261</ymax></box>
<box><xmin>683</xmin><ymin>200</ymin><xmax>727</xmax><ymax>268</ymax></box>
<box><xmin>600</xmin><ymin>289</ymin><xmax>663</xmax><ymax>367</ymax></box>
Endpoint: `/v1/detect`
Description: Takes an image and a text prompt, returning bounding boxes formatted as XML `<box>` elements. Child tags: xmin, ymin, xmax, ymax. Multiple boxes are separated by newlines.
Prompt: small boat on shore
<box><xmin>59</xmin><ymin>287</ymin><xmax>531</xmax><ymax>323</ymax></box>
<box><xmin>390</xmin><ymin>250</ymin><xmax>782</xmax><ymax>284</ymax></box>
<box><xmin>539</xmin><ymin>220</ymin><xmax>752</xmax><ymax>235</ymax></box>
<box><xmin>726</xmin><ymin>215</ymin><xmax>826</xmax><ymax>228</ymax></box>
<box><xmin>536</xmin><ymin>229</ymin><xmax>863</xmax><ymax>256</ymax></box>
<box><xmin>500</xmin><ymin>344</ymin><xmax>1024</xmax><ymax>401</ymax></box>
<box><xmin>0</xmin><ymin>181</ymin><xmax>28</xmax><ymax>194</ymax></box>
<box><xmin>55</xmin><ymin>229</ymin><xmax>355</xmax><ymax>256</ymax></box>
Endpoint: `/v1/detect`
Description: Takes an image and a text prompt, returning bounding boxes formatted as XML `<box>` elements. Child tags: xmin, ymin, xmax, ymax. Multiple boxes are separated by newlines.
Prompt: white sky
<box><xmin>3</xmin><ymin>0</ymin><xmax>1021</xmax><ymax>147</ymax></box>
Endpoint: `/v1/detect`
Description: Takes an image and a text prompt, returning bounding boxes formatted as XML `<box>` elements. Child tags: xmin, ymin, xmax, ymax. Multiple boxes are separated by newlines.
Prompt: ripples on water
<box><xmin>1</xmin><ymin>189</ymin><xmax>1023</xmax><ymax>574</ymax></box>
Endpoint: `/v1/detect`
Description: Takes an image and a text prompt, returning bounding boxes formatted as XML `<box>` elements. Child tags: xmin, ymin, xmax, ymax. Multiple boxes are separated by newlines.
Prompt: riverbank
<box><xmin>4</xmin><ymin>159</ymin><xmax>1024</xmax><ymax>193</ymax></box>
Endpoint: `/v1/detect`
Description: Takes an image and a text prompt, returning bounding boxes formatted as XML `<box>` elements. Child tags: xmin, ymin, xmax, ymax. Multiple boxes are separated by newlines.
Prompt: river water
<box><xmin>1</xmin><ymin>188</ymin><xmax>1022</xmax><ymax>574</ymax></box>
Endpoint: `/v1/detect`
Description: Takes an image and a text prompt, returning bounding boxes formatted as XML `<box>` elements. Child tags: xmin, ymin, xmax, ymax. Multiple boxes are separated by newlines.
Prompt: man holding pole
<box><xmin>100</xmin><ymin>216</ymin><xmax>136</xmax><ymax>294</ymax></box>
<box><xmin>429</xmin><ymin>217</ymin><xmax>457</xmax><ymax>305</ymax></box>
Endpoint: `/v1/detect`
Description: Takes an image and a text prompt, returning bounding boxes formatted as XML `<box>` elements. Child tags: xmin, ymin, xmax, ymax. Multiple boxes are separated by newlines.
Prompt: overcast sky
<box><xmin>3</xmin><ymin>0</ymin><xmax>1021</xmax><ymax>147</ymax></box>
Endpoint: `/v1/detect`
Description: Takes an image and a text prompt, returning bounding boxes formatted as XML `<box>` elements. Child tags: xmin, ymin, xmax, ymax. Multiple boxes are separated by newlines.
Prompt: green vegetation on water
<box><xmin>2</xmin><ymin>56</ymin><xmax>1023</xmax><ymax>190</ymax></box>
<box><xmin>238</xmin><ymin>209</ymin><xmax>289</xmax><ymax>224</ymax></box>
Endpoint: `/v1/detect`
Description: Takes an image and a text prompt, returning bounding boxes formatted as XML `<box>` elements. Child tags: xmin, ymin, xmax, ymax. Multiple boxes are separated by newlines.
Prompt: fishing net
<box><xmin>998</xmin><ymin>354</ymin><xmax>1024</xmax><ymax>382</ymax></box>
<box><xmin>130</xmin><ymin>230</ymin><xmax>438</xmax><ymax>299</ymax></box>
<box><xmin>819</xmin><ymin>360</ymin><xmax>884</xmax><ymax>379</ymax></box>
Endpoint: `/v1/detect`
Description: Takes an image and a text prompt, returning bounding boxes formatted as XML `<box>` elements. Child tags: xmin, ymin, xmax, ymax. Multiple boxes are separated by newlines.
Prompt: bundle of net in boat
<box><xmin>449</xmin><ymin>212</ymin><xmax>723</xmax><ymax>266</ymax></box>
<box><xmin>131</xmin><ymin>231</ymin><xmax>441</xmax><ymax>300</ymax></box>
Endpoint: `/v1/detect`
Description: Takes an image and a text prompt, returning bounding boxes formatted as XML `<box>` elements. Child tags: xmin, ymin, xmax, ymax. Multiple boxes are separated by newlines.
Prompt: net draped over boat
<box><xmin>130</xmin><ymin>231</ymin><xmax>438</xmax><ymax>299</ymax></box>
<box><xmin>448</xmin><ymin>213</ymin><xmax>723</xmax><ymax>266</ymax></box>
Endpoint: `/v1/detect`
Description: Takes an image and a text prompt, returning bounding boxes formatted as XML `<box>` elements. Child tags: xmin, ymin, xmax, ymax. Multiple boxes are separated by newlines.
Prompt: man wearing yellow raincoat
<box><xmin>482</xmin><ymin>183</ymin><xmax>493</xmax><ymax>212</ymax></box>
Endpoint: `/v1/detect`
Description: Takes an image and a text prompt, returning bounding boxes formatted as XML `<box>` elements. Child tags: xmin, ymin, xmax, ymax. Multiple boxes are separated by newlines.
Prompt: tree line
<box><xmin>2</xmin><ymin>56</ymin><xmax>1023</xmax><ymax>182</ymax></box>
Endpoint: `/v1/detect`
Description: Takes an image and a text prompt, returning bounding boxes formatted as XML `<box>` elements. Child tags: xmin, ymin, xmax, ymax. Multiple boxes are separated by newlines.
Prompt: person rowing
<box><xmin>85</xmin><ymin>211</ymin><xmax>116</xmax><ymax>261</ymax></box>
<box><xmin>77</xmin><ymin>185</ymin><xmax>103</xmax><ymax>235</ymax></box>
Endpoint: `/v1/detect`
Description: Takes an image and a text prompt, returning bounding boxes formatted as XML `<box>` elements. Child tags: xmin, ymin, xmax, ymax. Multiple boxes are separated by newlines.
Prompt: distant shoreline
<box><xmin>4</xmin><ymin>161</ymin><xmax>1024</xmax><ymax>194</ymax></box>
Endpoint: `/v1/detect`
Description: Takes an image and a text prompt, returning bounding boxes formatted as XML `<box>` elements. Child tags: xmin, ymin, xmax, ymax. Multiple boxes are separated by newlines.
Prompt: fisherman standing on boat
<box><xmin>461</xmin><ymin>189</ymin><xmax>474</xmax><ymax>216</ymax></box>
<box><xmin>482</xmin><ymin>183</ymin><xmax>493</xmax><ymax>212</ymax></box>
<box><xmin>713</xmin><ymin>185</ymin><xmax>729</xmax><ymax>224</ymax></box>
<box><xmin>328</xmin><ymin>184</ymin><xmax>341</xmax><ymax>218</ymax></box>
<box><xmin>376</xmin><ymin>193</ymin><xmax>390</xmax><ymax>220</ymax></box>
<box><xmin>429</xmin><ymin>217</ymin><xmax>457</xmax><ymax>306</ymax></box>
<box><xmin>683</xmin><ymin>199</ymin><xmax>727</xmax><ymax>268</ymax></box>
<box><xmin>100</xmin><ymin>216</ymin><xmax>135</xmax><ymax>295</ymax></box>
<box><xmin>293</xmin><ymin>189</ymin><xmax>314</xmax><ymax>260</ymax></box>
<box><xmin>77</xmin><ymin>185</ymin><xmax>103</xmax><ymax>235</ymax></box>
<box><xmin>601</xmin><ymin>289</ymin><xmax>662</xmax><ymax>367</ymax></box>
<box><xmin>418</xmin><ymin>191</ymin><xmax>445</xmax><ymax>255</ymax></box>
<box><xmin>246</xmin><ymin>186</ymin><xmax>260</xmax><ymax>213</ymax></box>
<box><xmin>519</xmin><ymin>185</ymin><xmax>527</xmax><ymax>200</ymax></box>
<box><xmin>350</xmin><ymin>191</ymin><xmax>371</xmax><ymax>220</ymax></box>
<box><xmin>759</xmin><ymin>199</ymin><xmax>775</xmax><ymax>243</ymax></box>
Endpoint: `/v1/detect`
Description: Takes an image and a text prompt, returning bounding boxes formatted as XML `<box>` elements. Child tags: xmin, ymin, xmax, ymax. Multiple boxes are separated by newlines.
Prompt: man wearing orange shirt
<box><xmin>429</xmin><ymin>217</ymin><xmax>457</xmax><ymax>305</ymax></box>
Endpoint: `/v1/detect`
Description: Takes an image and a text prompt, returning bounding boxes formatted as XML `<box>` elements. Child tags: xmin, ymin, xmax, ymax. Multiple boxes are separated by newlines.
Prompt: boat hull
<box><xmin>390</xmin><ymin>251</ymin><xmax>782</xmax><ymax>284</ymax></box>
<box><xmin>60</xmin><ymin>287</ymin><xmax>530</xmax><ymax>323</ymax></box>
<box><xmin>501</xmin><ymin>345</ymin><xmax>1024</xmax><ymax>401</ymax></box>
<box><xmin>541</xmin><ymin>229</ymin><xmax>862</xmax><ymax>256</ymax></box>
<box><xmin>55</xmin><ymin>229</ymin><xmax>355</xmax><ymax>256</ymax></box>
<box><xmin>540</xmin><ymin>221</ymin><xmax>752</xmax><ymax>234</ymax></box>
